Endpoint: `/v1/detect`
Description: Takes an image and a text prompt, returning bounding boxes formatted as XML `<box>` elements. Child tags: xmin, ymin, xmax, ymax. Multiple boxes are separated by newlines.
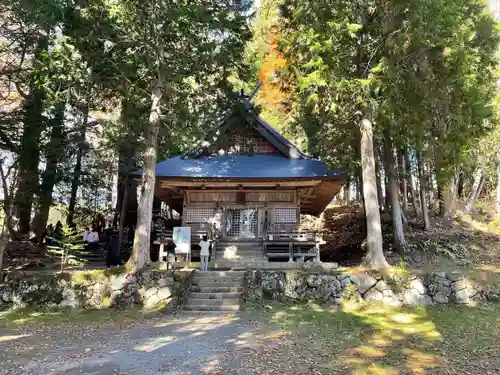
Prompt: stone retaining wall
<box><xmin>0</xmin><ymin>269</ymin><xmax>194</xmax><ymax>310</ymax></box>
<box><xmin>246</xmin><ymin>270</ymin><xmax>500</xmax><ymax>306</ymax></box>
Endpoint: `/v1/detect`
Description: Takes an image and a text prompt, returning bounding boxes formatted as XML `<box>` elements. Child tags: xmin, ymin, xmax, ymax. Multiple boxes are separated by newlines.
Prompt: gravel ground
<box><xmin>0</xmin><ymin>313</ymin><xmax>269</xmax><ymax>375</ymax></box>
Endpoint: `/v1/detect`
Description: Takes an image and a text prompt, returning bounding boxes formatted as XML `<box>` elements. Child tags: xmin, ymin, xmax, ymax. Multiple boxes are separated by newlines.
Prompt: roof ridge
<box><xmin>184</xmin><ymin>97</ymin><xmax>311</xmax><ymax>160</ymax></box>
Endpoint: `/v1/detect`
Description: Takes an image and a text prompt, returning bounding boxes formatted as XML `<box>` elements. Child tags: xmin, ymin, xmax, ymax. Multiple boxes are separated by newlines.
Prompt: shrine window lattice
<box><xmin>185</xmin><ymin>208</ymin><xmax>215</xmax><ymax>225</ymax></box>
<box><xmin>274</xmin><ymin>208</ymin><xmax>298</xmax><ymax>232</ymax></box>
<box><xmin>230</xmin><ymin>133</ymin><xmax>277</xmax><ymax>154</ymax></box>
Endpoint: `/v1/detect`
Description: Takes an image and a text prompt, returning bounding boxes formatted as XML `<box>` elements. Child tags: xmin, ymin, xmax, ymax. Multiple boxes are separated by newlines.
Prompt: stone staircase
<box><xmin>183</xmin><ymin>271</ymin><xmax>245</xmax><ymax>312</ymax></box>
<box><xmin>79</xmin><ymin>241</ymin><xmax>107</xmax><ymax>267</ymax></box>
<box><xmin>214</xmin><ymin>241</ymin><xmax>267</xmax><ymax>263</ymax></box>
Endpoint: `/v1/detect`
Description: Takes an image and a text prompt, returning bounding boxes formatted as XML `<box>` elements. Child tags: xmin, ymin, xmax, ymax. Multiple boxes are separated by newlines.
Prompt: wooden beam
<box><xmin>299</xmin><ymin>194</ymin><xmax>316</xmax><ymax>199</ymax></box>
<box><xmin>184</xmin><ymin>189</ymin><xmax>295</xmax><ymax>193</ymax></box>
<box><xmin>159</xmin><ymin>180</ymin><xmax>322</xmax><ymax>189</ymax></box>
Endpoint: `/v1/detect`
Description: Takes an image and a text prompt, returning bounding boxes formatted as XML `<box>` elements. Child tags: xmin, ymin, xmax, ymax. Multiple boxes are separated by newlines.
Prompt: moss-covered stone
<box><xmin>0</xmin><ymin>268</ymin><xmax>195</xmax><ymax>311</ymax></box>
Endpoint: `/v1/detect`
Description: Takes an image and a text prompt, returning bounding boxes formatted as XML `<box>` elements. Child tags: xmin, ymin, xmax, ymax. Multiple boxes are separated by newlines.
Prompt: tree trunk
<box><xmin>117</xmin><ymin>175</ymin><xmax>130</xmax><ymax>254</ymax></box>
<box><xmin>404</xmin><ymin>148</ymin><xmax>421</xmax><ymax>218</ymax></box>
<box><xmin>106</xmin><ymin>163</ymin><xmax>114</xmax><ymax>211</ymax></box>
<box><xmin>374</xmin><ymin>146</ymin><xmax>384</xmax><ymax>210</ymax></box>
<box><xmin>427</xmin><ymin>167</ymin><xmax>435</xmax><ymax>211</ymax></box>
<box><xmin>346</xmin><ymin>175</ymin><xmax>353</xmax><ymax>202</ymax></box>
<box><xmin>383</xmin><ymin>131</ymin><xmax>406</xmax><ymax>255</ymax></box>
<box><xmin>114</xmin><ymin>100</ymin><xmax>139</xmax><ymax>228</ymax></box>
<box><xmin>360</xmin><ymin>117</ymin><xmax>389</xmax><ymax>269</ymax></box>
<box><xmin>116</xmin><ymin>128</ymin><xmax>138</xmax><ymax>251</ymax></box>
<box><xmin>465</xmin><ymin>168</ymin><xmax>484</xmax><ymax>213</ymax></box>
<box><xmin>67</xmin><ymin>108</ymin><xmax>88</xmax><ymax>226</ymax></box>
<box><xmin>374</xmin><ymin>145</ymin><xmax>386</xmax><ymax>211</ymax></box>
<box><xmin>398</xmin><ymin>150</ymin><xmax>408</xmax><ymax>212</ymax></box>
<box><xmin>127</xmin><ymin>81</ymin><xmax>162</xmax><ymax>271</ymax></box>
<box><xmin>153</xmin><ymin>196</ymin><xmax>162</xmax><ymax>215</ymax></box>
<box><xmin>33</xmin><ymin>103</ymin><xmax>65</xmax><ymax>240</ymax></box>
<box><xmin>436</xmin><ymin>169</ymin><xmax>444</xmax><ymax>216</ymax></box>
<box><xmin>417</xmin><ymin>151</ymin><xmax>431</xmax><ymax>230</ymax></box>
<box><xmin>355</xmin><ymin>178</ymin><xmax>361</xmax><ymax>202</ymax></box>
<box><xmin>0</xmin><ymin>166</ymin><xmax>15</xmax><ymax>275</ymax></box>
<box><xmin>457</xmin><ymin>172</ymin><xmax>465</xmax><ymax>199</ymax></box>
<box><xmin>0</xmin><ymin>221</ymin><xmax>9</xmax><ymax>276</ymax></box>
<box><xmin>14</xmin><ymin>35</ymin><xmax>48</xmax><ymax>235</ymax></box>
<box><xmin>442</xmin><ymin>172</ymin><xmax>459</xmax><ymax>225</ymax></box>
<box><xmin>496</xmin><ymin>162</ymin><xmax>500</xmax><ymax>218</ymax></box>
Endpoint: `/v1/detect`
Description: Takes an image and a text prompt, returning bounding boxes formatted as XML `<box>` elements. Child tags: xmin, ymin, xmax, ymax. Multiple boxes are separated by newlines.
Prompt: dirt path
<box><xmin>0</xmin><ymin>311</ymin><xmax>321</xmax><ymax>375</ymax></box>
<box><xmin>0</xmin><ymin>313</ymin><xmax>275</xmax><ymax>375</ymax></box>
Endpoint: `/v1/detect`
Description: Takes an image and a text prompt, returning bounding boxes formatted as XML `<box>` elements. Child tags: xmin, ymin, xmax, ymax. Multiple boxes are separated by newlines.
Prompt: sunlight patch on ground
<box><xmin>0</xmin><ymin>333</ymin><xmax>30</xmax><ymax>343</ymax></box>
<box><xmin>134</xmin><ymin>335</ymin><xmax>177</xmax><ymax>352</ymax></box>
<box><xmin>257</xmin><ymin>301</ymin><xmax>461</xmax><ymax>374</ymax></box>
<box><xmin>475</xmin><ymin>264</ymin><xmax>500</xmax><ymax>273</ymax></box>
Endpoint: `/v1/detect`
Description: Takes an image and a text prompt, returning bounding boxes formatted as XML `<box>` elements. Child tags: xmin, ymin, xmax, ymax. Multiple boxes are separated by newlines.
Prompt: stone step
<box><xmin>189</xmin><ymin>292</ymin><xmax>242</xmax><ymax>300</ymax></box>
<box><xmin>216</xmin><ymin>250</ymin><xmax>263</xmax><ymax>255</ymax></box>
<box><xmin>191</xmin><ymin>286</ymin><xmax>244</xmax><ymax>293</ymax></box>
<box><xmin>81</xmin><ymin>253</ymin><xmax>104</xmax><ymax>259</ymax></box>
<box><xmin>194</xmin><ymin>271</ymin><xmax>245</xmax><ymax>277</ymax></box>
<box><xmin>192</xmin><ymin>281</ymin><xmax>244</xmax><ymax>287</ymax></box>
<box><xmin>216</xmin><ymin>248</ymin><xmax>262</xmax><ymax>253</ymax></box>
<box><xmin>216</xmin><ymin>260</ymin><xmax>267</xmax><ymax>265</ymax></box>
<box><xmin>187</xmin><ymin>298</ymin><xmax>242</xmax><ymax>306</ymax></box>
<box><xmin>193</xmin><ymin>276</ymin><xmax>244</xmax><ymax>283</ymax></box>
<box><xmin>216</xmin><ymin>241</ymin><xmax>262</xmax><ymax>246</ymax></box>
<box><xmin>181</xmin><ymin>311</ymin><xmax>240</xmax><ymax>316</ymax></box>
<box><xmin>216</xmin><ymin>256</ymin><xmax>265</xmax><ymax>261</ymax></box>
<box><xmin>216</xmin><ymin>246</ymin><xmax>262</xmax><ymax>250</ymax></box>
<box><xmin>216</xmin><ymin>255</ymin><xmax>264</xmax><ymax>259</ymax></box>
<box><xmin>184</xmin><ymin>304</ymin><xmax>242</xmax><ymax>312</ymax></box>
<box><xmin>216</xmin><ymin>246</ymin><xmax>263</xmax><ymax>250</ymax></box>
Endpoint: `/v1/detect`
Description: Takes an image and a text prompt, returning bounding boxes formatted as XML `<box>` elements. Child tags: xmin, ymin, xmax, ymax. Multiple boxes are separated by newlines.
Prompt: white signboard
<box><xmin>173</xmin><ymin>227</ymin><xmax>191</xmax><ymax>255</ymax></box>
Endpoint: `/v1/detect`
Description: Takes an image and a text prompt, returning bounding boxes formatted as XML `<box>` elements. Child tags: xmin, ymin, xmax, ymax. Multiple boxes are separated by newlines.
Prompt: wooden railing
<box><xmin>263</xmin><ymin>231</ymin><xmax>322</xmax><ymax>262</ymax></box>
<box><xmin>154</xmin><ymin>224</ymin><xmax>219</xmax><ymax>262</ymax></box>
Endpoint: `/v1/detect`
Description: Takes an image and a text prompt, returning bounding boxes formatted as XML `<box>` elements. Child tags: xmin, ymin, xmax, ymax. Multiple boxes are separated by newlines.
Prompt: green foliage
<box><xmin>270</xmin><ymin>0</ymin><xmax>500</xmax><ymax>184</ymax></box>
<box><xmin>47</xmin><ymin>226</ymin><xmax>88</xmax><ymax>272</ymax></box>
<box><xmin>0</xmin><ymin>0</ymin><xmax>253</xmax><ymax>236</ymax></box>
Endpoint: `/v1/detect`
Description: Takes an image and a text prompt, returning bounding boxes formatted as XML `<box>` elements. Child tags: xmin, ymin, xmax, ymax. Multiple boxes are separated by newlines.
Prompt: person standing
<box><xmin>106</xmin><ymin>232</ymin><xmax>122</xmax><ymax>269</ymax></box>
<box><xmin>128</xmin><ymin>225</ymin><xmax>135</xmax><ymax>244</ymax></box>
<box><xmin>54</xmin><ymin>221</ymin><xmax>63</xmax><ymax>243</ymax></box>
<box><xmin>166</xmin><ymin>238</ymin><xmax>177</xmax><ymax>270</ymax></box>
<box><xmin>198</xmin><ymin>235</ymin><xmax>210</xmax><ymax>272</ymax></box>
<box><xmin>45</xmin><ymin>224</ymin><xmax>54</xmax><ymax>245</ymax></box>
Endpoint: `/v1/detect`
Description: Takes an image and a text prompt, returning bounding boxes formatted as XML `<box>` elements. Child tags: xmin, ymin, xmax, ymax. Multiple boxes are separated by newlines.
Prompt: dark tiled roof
<box><xmin>151</xmin><ymin>154</ymin><xmax>341</xmax><ymax>179</ymax></box>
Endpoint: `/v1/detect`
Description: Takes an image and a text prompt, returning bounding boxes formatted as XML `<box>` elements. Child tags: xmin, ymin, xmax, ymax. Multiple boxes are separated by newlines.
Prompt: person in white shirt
<box><xmin>83</xmin><ymin>227</ymin><xmax>90</xmax><ymax>243</ymax></box>
<box><xmin>198</xmin><ymin>235</ymin><xmax>211</xmax><ymax>271</ymax></box>
<box><xmin>87</xmin><ymin>228</ymin><xmax>99</xmax><ymax>251</ymax></box>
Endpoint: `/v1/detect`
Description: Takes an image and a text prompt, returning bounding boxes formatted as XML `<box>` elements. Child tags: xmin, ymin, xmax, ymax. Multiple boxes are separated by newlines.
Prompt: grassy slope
<box><xmin>249</xmin><ymin>301</ymin><xmax>500</xmax><ymax>375</ymax></box>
